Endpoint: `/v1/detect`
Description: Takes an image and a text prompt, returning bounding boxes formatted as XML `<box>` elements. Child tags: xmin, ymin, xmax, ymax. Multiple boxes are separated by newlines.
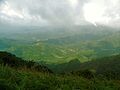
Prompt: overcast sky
<box><xmin>0</xmin><ymin>0</ymin><xmax>120</xmax><ymax>27</ymax></box>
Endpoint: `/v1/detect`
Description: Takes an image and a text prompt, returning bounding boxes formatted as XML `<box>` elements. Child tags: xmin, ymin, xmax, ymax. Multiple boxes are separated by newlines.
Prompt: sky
<box><xmin>0</xmin><ymin>0</ymin><xmax>120</xmax><ymax>27</ymax></box>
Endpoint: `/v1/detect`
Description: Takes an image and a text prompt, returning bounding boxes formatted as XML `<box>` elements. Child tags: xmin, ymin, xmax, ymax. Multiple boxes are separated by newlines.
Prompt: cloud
<box><xmin>83</xmin><ymin>0</ymin><xmax>120</xmax><ymax>27</ymax></box>
<box><xmin>0</xmin><ymin>0</ymin><xmax>49</xmax><ymax>26</ymax></box>
<box><xmin>0</xmin><ymin>0</ymin><xmax>120</xmax><ymax>27</ymax></box>
<box><xmin>0</xmin><ymin>0</ymin><xmax>88</xmax><ymax>26</ymax></box>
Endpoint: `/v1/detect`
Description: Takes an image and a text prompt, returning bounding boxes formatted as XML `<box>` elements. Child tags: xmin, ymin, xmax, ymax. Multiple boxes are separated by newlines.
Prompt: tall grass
<box><xmin>0</xmin><ymin>64</ymin><xmax>120</xmax><ymax>90</ymax></box>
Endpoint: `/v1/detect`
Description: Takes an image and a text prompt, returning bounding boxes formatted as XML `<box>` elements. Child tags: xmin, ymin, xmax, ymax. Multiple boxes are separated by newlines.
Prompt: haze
<box><xmin>0</xmin><ymin>0</ymin><xmax>120</xmax><ymax>28</ymax></box>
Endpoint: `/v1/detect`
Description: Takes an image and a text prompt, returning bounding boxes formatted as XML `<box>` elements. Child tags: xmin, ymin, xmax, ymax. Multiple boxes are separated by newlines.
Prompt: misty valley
<box><xmin>0</xmin><ymin>25</ymin><xmax>120</xmax><ymax>89</ymax></box>
<box><xmin>0</xmin><ymin>0</ymin><xmax>120</xmax><ymax>89</ymax></box>
<box><xmin>0</xmin><ymin>25</ymin><xmax>120</xmax><ymax>64</ymax></box>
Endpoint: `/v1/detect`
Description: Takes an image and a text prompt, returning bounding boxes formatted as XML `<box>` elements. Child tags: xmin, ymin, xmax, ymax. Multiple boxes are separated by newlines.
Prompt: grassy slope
<box><xmin>0</xmin><ymin>64</ymin><xmax>120</xmax><ymax>90</ymax></box>
<box><xmin>47</xmin><ymin>54</ymin><xmax>120</xmax><ymax>77</ymax></box>
<box><xmin>0</xmin><ymin>52</ymin><xmax>120</xmax><ymax>90</ymax></box>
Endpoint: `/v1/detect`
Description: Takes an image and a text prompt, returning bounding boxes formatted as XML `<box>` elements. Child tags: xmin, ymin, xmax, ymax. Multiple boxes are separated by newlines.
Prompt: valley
<box><xmin>0</xmin><ymin>26</ymin><xmax>120</xmax><ymax>64</ymax></box>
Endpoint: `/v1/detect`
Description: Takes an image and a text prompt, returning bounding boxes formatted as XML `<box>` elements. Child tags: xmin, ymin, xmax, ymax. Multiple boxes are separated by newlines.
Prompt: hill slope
<box><xmin>48</xmin><ymin>54</ymin><xmax>120</xmax><ymax>79</ymax></box>
<box><xmin>0</xmin><ymin>51</ymin><xmax>52</xmax><ymax>73</ymax></box>
<box><xmin>0</xmin><ymin>27</ymin><xmax>119</xmax><ymax>64</ymax></box>
<box><xmin>0</xmin><ymin>51</ymin><xmax>120</xmax><ymax>90</ymax></box>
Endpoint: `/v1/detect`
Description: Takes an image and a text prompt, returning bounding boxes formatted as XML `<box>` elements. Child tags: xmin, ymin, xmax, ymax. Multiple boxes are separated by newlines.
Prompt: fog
<box><xmin>0</xmin><ymin>0</ymin><xmax>120</xmax><ymax>28</ymax></box>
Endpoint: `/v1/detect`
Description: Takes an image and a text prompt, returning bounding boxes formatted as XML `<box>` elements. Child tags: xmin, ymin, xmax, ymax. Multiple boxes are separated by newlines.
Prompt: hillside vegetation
<box><xmin>0</xmin><ymin>51</ymin><xmax>120</xmax><ymax>90</ymax></box>
<box><xmin>0</xmin><ymin>29</ymin><xmax>120</xmax><ymax>64</ymax></box>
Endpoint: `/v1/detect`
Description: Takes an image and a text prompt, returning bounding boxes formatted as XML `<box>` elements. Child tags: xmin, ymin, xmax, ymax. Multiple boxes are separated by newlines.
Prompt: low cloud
<box><xmin>0</xmin><ymin>0</ymin><xmax>120</xmax><ymax>27</ymax></box>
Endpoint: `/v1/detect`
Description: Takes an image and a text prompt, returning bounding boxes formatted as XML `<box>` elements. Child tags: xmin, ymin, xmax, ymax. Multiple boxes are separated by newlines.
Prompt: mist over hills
<box><xmin>0</xmin><ymin>14</ymin><xmax>120</xmax><ymax>90</ymax></box>
<box><xmin>0</xmin><ymin>25</ymin><xmax>119</xmax><ymax>64</ymax></box>
<box><xmin>0</xmin><ymin>24</ymin><xmax>118</xmax><ymax>39</ymax></box>
<box><xmin>0</xmin><ymin>0</ymin><xmax>120</xmax><ymax>89</ymax></box>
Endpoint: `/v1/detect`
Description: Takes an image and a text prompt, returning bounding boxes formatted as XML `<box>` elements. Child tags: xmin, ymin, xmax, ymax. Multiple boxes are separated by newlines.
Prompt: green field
<box><xmin>0</xmin><ymin>27</ymin><xmax>120</xmax><ymax>64</ymax></box>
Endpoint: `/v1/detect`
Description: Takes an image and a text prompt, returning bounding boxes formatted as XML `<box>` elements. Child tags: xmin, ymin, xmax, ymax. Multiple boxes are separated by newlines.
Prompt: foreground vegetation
<box><xmin>1</xmin><ymin>64</ymin><xmax>120</xmax><ymax>90</ymax></box>
<box><xmin>0</xmin><ymin>51</ymin><xmax>120</xmax><ymax>90</ymax></box>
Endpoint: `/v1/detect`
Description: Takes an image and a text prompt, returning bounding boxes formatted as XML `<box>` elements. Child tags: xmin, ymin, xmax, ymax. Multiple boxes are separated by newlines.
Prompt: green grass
<box><xmin>0</xmin><ymin>64</ymin><xmax>120</xmax><ymax>90</ymax></box>
<box><xmin>2</xmin><ymin>31</ymin><xmax>119</xmax><ymax>64</ymax></box>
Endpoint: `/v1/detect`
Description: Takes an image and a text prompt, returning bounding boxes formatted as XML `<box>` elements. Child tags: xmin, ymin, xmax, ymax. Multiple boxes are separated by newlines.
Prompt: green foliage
<box><xmin>0</xmin><ymin>51</ymin><xmax>120</xmax><ymax>90</ymax></box>
<box><xmin>0</xmin><ymin>51</ymin><xmax>53</xmax><ymax>73</ymax></box>
<box><xmin>0</xmin><ymin>64</ymin><xmax>120</xmax><ymax>90</ymax></box>
<box><xmin>0</xmin><ymin>29</ymin><xmax>120</xmax><ymax>64</ymax></box>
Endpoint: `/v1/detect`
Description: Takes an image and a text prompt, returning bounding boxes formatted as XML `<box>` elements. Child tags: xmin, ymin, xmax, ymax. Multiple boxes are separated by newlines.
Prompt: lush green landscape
<box><xmin>0</xmin><ymin>0</ymin><xmax>120</xmax><ymax>89</ymax></box>
<box><xmin>0</xmin><ymin>26</ymin><xmax>120</xmax><ymax>64</ymax></box>
<box><xmin>0</xmin><ymin>51</ymin><xmax>120</xmax><ymax>90</ymax></box>
<box><xmin>0</xmin><ymin>25</ymin><xmax>120</xmax><ymax>89</ymax></box>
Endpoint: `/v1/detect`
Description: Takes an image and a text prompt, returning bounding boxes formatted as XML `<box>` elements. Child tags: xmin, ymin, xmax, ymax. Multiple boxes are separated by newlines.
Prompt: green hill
<box><xmin>0</xmin><ymin>51</ymin><xmax>120</xmax><ymax>90</ymax></box>
<box><xmin>0</xmin><ymin>28</ymin><xmax>119</xmax><ymax>64</ymax></box>
<box><xmin>47</xmin><ymin>54</ymin><xmax>120</xmax><ymax>79</ymax></box>
<box><xmin>0</xmin><ymin>51</ymin><xmax>52</xmax><ymax>73</ymax></box>
<box><xmin>78</xmin><ymin>54</ymin><xmax>120</xmax><ymax>79</ymax></box>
